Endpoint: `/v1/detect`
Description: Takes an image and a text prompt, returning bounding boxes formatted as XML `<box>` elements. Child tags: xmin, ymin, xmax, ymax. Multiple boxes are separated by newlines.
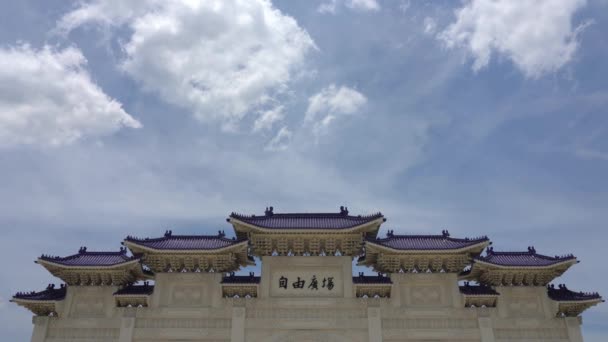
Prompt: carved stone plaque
<box><xmin>270</xmin><ymin>269</ymin><xmax>343</xmax><ymax>297</ymax></box>
<box><xmin>70</xmin><ymin>294</ymin><xmax>104</xmax><ymax>317</ymax></box>
<box><xmin>171</xmin><ymin>285</ymin><xmax>204</xmax><ymax>305</ymax></box>
<box><xmin>410</xmin><ymin>285</ymin><xmax>442</xmax><ymax>306</ymax></box>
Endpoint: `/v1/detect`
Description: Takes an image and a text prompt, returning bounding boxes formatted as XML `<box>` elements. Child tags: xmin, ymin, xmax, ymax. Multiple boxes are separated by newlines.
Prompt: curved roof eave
<box><xmin>364</xmin><ymin>239</ymin><xmax>490</xmax><ymax>254</ymax></box>
<box><xmin>229</xmin><ymin>217</ymin><xmax>384</xmax><ymax>233</ymax></box>
<box><xmin>123</xmin><ymin>238</ymin><xmax>249</xmax><ymax>254</ymax></box>
<box><xmin>36</xmin><ymin>257</ymin><xmax>142</xmax><ymax>270</ymax></box>
<box><xmin>471</xmin><ymin>258</ymin><xmax>578</xmax><ymax>270</ymax></box>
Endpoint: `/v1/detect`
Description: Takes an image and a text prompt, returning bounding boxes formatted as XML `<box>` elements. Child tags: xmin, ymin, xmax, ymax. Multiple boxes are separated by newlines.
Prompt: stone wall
<box><xmin>29</xmin><ymin>256</ymin><xmax>585</xmax><ymax>342</ymax></box>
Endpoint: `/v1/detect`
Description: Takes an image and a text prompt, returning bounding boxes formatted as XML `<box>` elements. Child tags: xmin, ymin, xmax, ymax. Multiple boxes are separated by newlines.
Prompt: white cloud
<box><xmin>0</xmin><ymin>45</ymin><xmax>140</xmax><ymax>148</ymax></box>
<box><xmin>423</xmin><ymin>17</ymin><xmax>437</xmax><ymax>35</ymax></box>
<box><xmin>265</xmin><ymin>126</ymin><xmax>292</xmax><ymax>151</ymax></box>
<box><xmin>346</xmin><ymin>0</ymin><xmax>380</xmax><ymax>11</ymax></box>
<box><xmin>439</xmin><ymin>0</ymin><xmax>589</xmax><ymax>78</ymax></box>
<box><xmin>305</xmin><ymin>84</ymin><xmax>367</xmax><ymax>136</ymax></box>
<box><xmin>253</xmin><ymin>106</ymin><xmax>285</xmax><ymax>132</ymax></box>
<box><xmin>399</xmin><ymin>1</ymin><xmax>411</xmax><ymax>14</ymax></box>
<box><xmin>59</xmin><ymin>0</ymin><xmax>315</xmax><ymax>130</ymax></box>
<box><xmin>318</xmin><ymin>0</ymin><xmax>380</xmax><ymax>14</ymax></box>
<box><xmin>56</xmin><ymin>1</ymin><xmax>156</xmax><ymax>33</ymax></box>
<box><xmin>575</xmin><ymin>148</ymin><xmax>608</xmax><ymax>161</ymax></box>
<box><xmin>318</xmin><ymin>0</ymin><xmax>339</xmax><ymax>14</ymax></box>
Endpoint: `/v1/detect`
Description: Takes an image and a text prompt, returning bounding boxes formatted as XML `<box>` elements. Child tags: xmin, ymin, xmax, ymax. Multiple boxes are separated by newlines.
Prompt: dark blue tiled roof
<box><xmin>548</xmin><ymin>284</ymin><xmax>603</xmax><ymax>302</ymax></box>
<box><xmin>475</xmin><ymin>247</ymin><xmax>576</xmax><ymax>267</ymax></box>
<box><xmin>367</xmin><ymin>230</ymin><xmax>488</xmax><ymax>250</ymax></box>
<box><xmin>125</xmin><ymin>231</ymin><xmax>247</xmax><ymax>250</ymax></box>
<box><xmin>229</xmin><ymin>206</ymin><xmax>384</xmax><ymax>229</ymax></box>
<box><xmin>222</xmin><ymin>273</ymin><xmax>260</xmax><ymax>284</ymax></box>
<box><xmin>13</xmin><ymin>284</ymin><xmax>66</xmax><ymax>301</ymax></box>
<box><xmin>38</xmin><ymin>247</ymin><xmax>139</xmax><ymax>267</ymax></box>
<box><xmin>352</xmin><ymin>273</ymin><xmax>392</xmax><ymax>284</ymax></box>
<box><xmin>114</xmin><ymin>283</ymin><xmax>154</xmax><ymax>296</ymax></box>
<box><xmin>459</xmin><ymin>283</ymin><xmax>499</xmax><ymax>296</ymax></box>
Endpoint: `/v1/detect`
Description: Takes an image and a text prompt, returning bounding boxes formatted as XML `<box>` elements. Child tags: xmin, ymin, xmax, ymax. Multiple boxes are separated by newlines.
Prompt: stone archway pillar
<box><xmin>30</xmin><ymin>317</ymin><xmax>49</xmax><ymax>342</ymax></box>
<box><xmin>367</xmin><ymin>307</ymin><xmax>382</xmax><ymax>342</ymax></box>
<box><xmin>118</xmin><ymin>317</ymin><xmax>135</xmax><ymax>342</ymax></box>
<box><xmin>565</xmin><ymin>317</ymin><xmax>584</xmax><ymax>342</ymax></box>
<box><xmin>231</xmin><ymin>306</ymin><xmax>246</xmax><ymax>342</ymax></box>
<box><xmin>478</xmin><ymin>317</ymin><xmax>495</xmax><ymax>342</ymax></box>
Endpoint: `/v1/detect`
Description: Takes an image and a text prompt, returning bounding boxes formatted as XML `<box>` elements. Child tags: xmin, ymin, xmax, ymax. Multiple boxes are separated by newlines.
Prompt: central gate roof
<box><xmin>228</xmin><ymin>207</ymin><xmax>386</xmax><ymax>256</ymax></box>
<box><xmin>229</xmin><ymin>207</ymin><xmax>384</xmax><ymax>230</ymax></box>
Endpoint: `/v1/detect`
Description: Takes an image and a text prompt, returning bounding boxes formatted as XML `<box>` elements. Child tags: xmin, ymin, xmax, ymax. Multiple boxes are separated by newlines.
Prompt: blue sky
<box><xmin>0</xmin><ymin>0</ymin><xmax>607</xmax><ymax>340</ymax></box>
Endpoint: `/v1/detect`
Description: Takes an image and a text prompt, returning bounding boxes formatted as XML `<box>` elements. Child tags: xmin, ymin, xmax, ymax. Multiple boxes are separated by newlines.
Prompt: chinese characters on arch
<box><xmin>278</xmin><ymin>275</ymin><xmax>335</xmax><ymax>291</ymax></box>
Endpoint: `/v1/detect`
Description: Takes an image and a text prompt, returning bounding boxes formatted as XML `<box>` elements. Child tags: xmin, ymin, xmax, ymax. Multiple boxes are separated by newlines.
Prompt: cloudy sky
<box><xmin>1</xmin><ymin>0</ymin><xmax>607</xmax><ymax>340</ymax></box>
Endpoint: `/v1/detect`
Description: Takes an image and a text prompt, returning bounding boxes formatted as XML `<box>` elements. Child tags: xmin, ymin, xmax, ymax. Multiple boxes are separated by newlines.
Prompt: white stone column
<box><xmin>118</xmin><ymin>316</ymin><xmax>136</xmax><ymax>342</ymax></box>
<box><xmin>478</xmin><ymin>317</ymin><xmax>495</xmax><ymax>342</ymax></box>
<box><xmin>231</xmin><ymin>306</ymin><xmax>246</xmax><ymax>342</ymax></box>
<box><xmin>30</xmin><ymin>316</ymin><xmax>49</xmax><ymax>342</ymax></box>
<box><xmin>565</xmin><ymin>317</ymin><xmax>584</xmax><ymax>342</ymax></box>
<box><xmin>367</xmin><ymin>307</ymin><xmax>382</xmax><ymax>342</ymax></box>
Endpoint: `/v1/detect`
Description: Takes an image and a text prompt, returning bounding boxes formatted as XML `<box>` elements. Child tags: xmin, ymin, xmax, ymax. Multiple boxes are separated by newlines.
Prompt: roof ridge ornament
<box><xmin>340</xmin><ymin>206</ymin><xmax>349</xmax><ymax>215</ymax></box>
<box><xmin>528</xmin><ymin>246</ymin><xmax>536</xmax><ymax>254</ymax></box>
<box><xmin>164</xmin><ymin>230</ymin><xmax>173</xmax><ymax>237</ymax></box>
<box><xmin>78</xmin><ymin>246</ymin><xmax>87</xmax><ymax>254</ymax></box>
<box><xmin>486</xmin><ymin>246</ymin><xmax>494</xmax><ymax>255</ymax></box>
<box><xmin>264</xmin><ymin>206</ymin><xmax>274</xmax><ymax>216</ymax></box>
<box><xmin>442</xmin><ymin>229</ymin><xmax>450</xmax><ymax>237</ymax></box>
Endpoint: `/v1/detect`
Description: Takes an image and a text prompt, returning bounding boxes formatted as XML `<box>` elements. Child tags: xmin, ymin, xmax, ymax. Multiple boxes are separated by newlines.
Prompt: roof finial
<box><xmin>119</xmin><ymin>247</ymin><xmax>126</xmax><ymax>254</ymax></box>
<box><xmin>164</xmin><ymin>230</ymin><xmax>172</xmax><ymax>237</ymax></box>
<box><xmin>442</xmin><ymin>229</ymin><xmax>450</xmax><ymax>237</ymax></box>
<box><xmin>78</xmin><ymin>246</ymin><xmax>87</xmax><ymax>254</ymax></box>
<box><xmin>218</xmin><ymin>230</ymin><xmax>225</xmax><ymax>238</ymax></box>
<box><xmin>340</xmin><ymin>206</ymin><xmax>349</xmax><ymax>215</ymax></box>
<box><xmin>265</xmin><ymin>206</ymin><xmax>274</xmax><ymax>216</ymax></box>
<box><xmin>528</xmin><ymin>246</ymin><xmax>536</xmax><ymax>254</ymax></box>
<box><xmin>487</xmin><ymin>246</ymin><xmax>494</xmax><ymax>255</ymax></box>
<box><xmin>387</xmin><ymin>229</ymin><xmax>394</xmax><ymax>237</ymax></box>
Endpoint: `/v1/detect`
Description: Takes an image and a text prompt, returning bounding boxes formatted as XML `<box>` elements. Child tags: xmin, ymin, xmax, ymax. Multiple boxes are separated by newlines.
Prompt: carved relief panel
<box><xmin>71</xmin><ymin>294</ymin><xmax>105</xmax><ymax>316</ymax></box>
<box><xmin>154</xmin><ymin>273</ymin><xmax>221</xmax><ymax>307</ymax></box>
<box><xmin>171</xmin><ymin>284</ymin><xmax>204</xmax><ymax>305</ymax></box>
<box><xmin>410</xmin><ymin>285</ymin><xmax>443</xmax><ymax>306</ymax></box>
<box><xmin>67</xmin><ymin>286</ymin><xmax>115</xmax><ymax>318</ymax></box>
<box><xmin>497</xmin><ymin>286</ymin><xmax>548</xmax><ymax>318</ymax></box>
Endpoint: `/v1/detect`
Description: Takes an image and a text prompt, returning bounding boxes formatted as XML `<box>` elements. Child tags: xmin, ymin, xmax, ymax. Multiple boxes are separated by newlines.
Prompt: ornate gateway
<box><xmin>12</xmin><ymin>207</ymin><xmax>603</xmax><ymax>342</ymax></box>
